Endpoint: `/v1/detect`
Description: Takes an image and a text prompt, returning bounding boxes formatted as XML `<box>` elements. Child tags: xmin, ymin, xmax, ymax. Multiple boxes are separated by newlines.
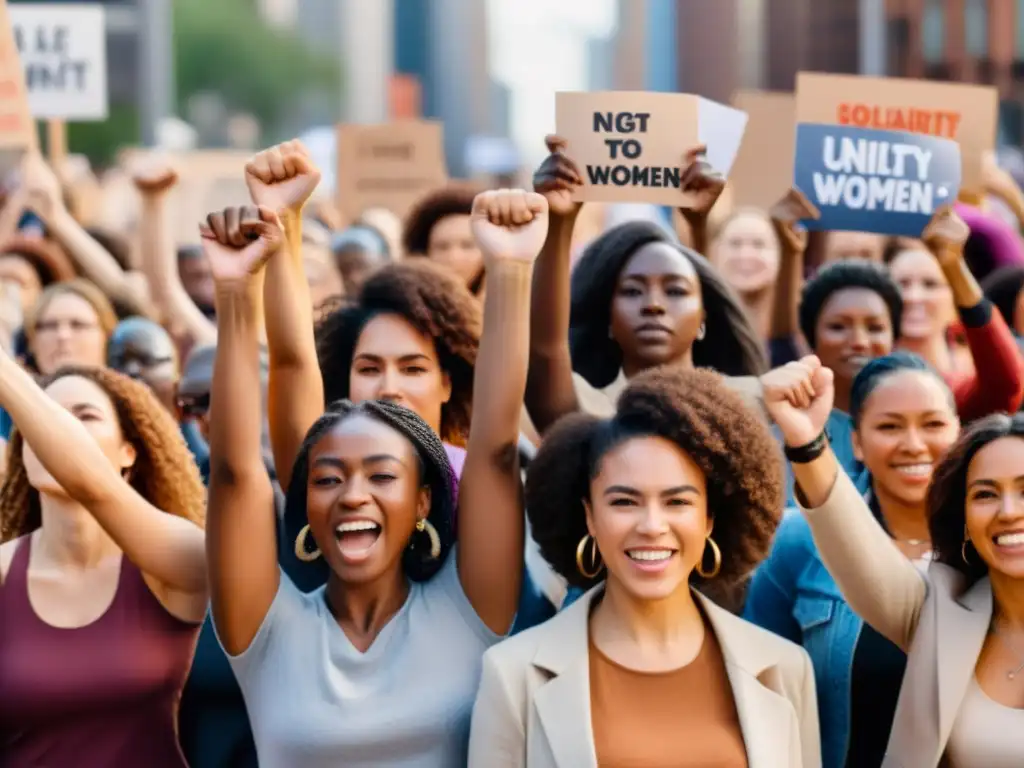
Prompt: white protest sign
<box><xmin>697</xmin><ymin>98</ymin><xmax>748</xmax><ymax>176</ymax></box>
<box><xmin>9</xmin><ymin>4</ymin><xmax>108</xmax><ymax>121</ymax></box>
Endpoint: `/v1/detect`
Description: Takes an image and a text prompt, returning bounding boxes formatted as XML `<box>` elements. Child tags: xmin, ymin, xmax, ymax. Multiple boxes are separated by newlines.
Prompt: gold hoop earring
<box><xmin>294</xmin><ymin>524</ymin><xmax>321</xmax><ymax>563</ymax></box>
<box><xmin>696</xmin><ymin>536</ymin><xmax>721</xmax><ymax>579</ymax></box>
<box><xmin>416</xmin><ymin>518</ymin><xmax>441</xmax><ymax>560</ymax></box>
<box><xmin>962</xmin><ymin>538</ymin><xmax>972</xmax><ymax>565</ymax></box>
<box><xmin>575</xmin><ymin>534</ymin><xmax>603</xmax><ymax>579</ymax></box>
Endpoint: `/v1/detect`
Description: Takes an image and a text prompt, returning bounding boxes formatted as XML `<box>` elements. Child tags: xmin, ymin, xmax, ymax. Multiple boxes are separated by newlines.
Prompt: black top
<box><xmin>845</xmin><ymin>623</ymin><xmax>908</xmax><ymax>768</ymax></box>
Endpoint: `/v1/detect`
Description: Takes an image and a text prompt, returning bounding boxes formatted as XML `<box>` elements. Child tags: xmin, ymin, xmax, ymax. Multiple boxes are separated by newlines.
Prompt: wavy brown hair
<box><xmin>0</xmin><ymin>366</ymin><xmax>206</xmax><ymax>542</ymax></box>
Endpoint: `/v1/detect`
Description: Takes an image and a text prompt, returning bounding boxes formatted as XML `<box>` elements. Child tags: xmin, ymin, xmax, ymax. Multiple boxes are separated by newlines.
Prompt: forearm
<box><xmin>264</xmin><ymin>211</ymin><xmax>322</xmax><ymax>489</ymax></box>
<box><xmin>0</xmin><ymin>354</ymin><xmax>125</xmax><ymax>501</ymax></box>
<box><xmin>47</xmin><ymin>207</ymin><xmax>144</xmax><ymax>313</ymax></box>
<box><xmin>139</xmin><ymin>197</ymin><xmax>216</xmax><ymax>347</ymax></box>
<box><xmin>683</xmin><ymin>214</ymin><xmax>709</xmax><ymax>255</ymax></box>
<box><xmin>770</xmin><ymin>240</ymin><xmax>804</xmax><ymax>338</ymax></box>
<box><xmin>209</xmin><ymin>288</ymin><xmax>269</xmax><ymax>482</ymax></box>
<box><xmin>937</xmin><ymin>248</ymin><xmax>984</xmax><ymax>308</ymax></box>
<box><xmin>524</xmin><ymin>215</ymin><xmax>580</xmax><ymax>432</ymax></box>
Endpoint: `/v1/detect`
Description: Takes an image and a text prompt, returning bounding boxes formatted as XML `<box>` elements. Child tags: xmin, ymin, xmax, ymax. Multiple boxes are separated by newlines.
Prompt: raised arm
<box><xmin>923</xmin><ymin>206</ymin><xmax>1024</xmax><ymax>419</ymax></box>
<box><xmin>676</xmin><ymin>145</ymin><xmax>726</xmax><ymax>257</ymax></box>
<box><xmin>763</xmin><ymin>356</ymin><xmax>926</xmax><ymax>651</ymax></box>
<box><xmin>133</xmin><ymin>162</ymin><xmax>217</xmax><ymax>349</ymax></box>
<box><xmin>524</xmin><ymin>136</ymin><xmax>584</xmax><ymax>434</ymax></box>
<box><xmin>768</xmin><ymin>189</ymin><xmax>819</xmax><ymax>346</ymax></box>
<box><xmin>203</xmin><ymin>205</ymin><xmax>283</xmax><ymax>656</ymax></box>
<box><xmin>458</xmin><ymin>189</ymin><xmax>550</xmax><ymax>635</ymax></box>
<box><xmin>22</xmin><ymin>153</ymin><xmax>148</xmax><ymax>315</ymax></box>
<box><xmin>245</xmin><ymin>141</ymin><xmax>324</xmax><ymax>491</ymax></box>
<box><xmin>0</xmin><ymin>350</ymin><xmax>206</xmax><ymax>602</ymax></box>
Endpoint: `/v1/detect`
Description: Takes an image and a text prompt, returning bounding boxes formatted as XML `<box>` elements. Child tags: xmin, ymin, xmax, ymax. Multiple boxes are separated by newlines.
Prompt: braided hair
<box><xmin>281</xmin><ymin>399</ymin><xmax>457</xmax><ymax>591</ymax></box>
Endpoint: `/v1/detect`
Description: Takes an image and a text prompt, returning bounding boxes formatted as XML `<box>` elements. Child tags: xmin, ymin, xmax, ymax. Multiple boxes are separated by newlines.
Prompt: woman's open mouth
<box><xmin>334</xmin><ymin>520</ymin><xmax>382</xmax><ymax>563</ymax></box>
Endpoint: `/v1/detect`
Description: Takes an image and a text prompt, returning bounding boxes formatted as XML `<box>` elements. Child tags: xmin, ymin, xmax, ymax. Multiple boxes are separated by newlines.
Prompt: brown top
<box><xmin>589</xmin><ymin>628</ymin><xmax>748</xmax><ymax>768</ymax></box>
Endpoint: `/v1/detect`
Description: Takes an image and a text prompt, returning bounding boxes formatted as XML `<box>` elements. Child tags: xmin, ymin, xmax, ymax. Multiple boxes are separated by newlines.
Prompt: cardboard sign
<box><xmin>555</xmin><ymin>91</ymin><xmax>748</xmax><ymax>205</ymax></box>
<box><xmin>794</xmin><ymin>124</ymin><xmax>961</xmax><ymax>237</ymax></box>
<box><xmin>729</xmin><ymin>91</ymin><xmax>795</xmax><ymax>208</ymax></box>
<box><xmin>335</xmin><ymin>120</ymin><xmax>448</xmax><ymax>224</ymax></box>
<box><xmin>796</xmin><ymin>72</ymin><xmax>996</xmax><ymax>192</ymax></box>
<box><xmin>0</xmin><ymin>0</ymin><xmax>34</xmax><ymax>153</ymax></box>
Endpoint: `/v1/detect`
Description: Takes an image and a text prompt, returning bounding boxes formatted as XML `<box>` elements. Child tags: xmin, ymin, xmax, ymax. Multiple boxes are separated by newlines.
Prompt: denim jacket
<box><xmin>743</xmin><ymin>510</ymin><xmax>864</xmax><ymax>768</ymax></box>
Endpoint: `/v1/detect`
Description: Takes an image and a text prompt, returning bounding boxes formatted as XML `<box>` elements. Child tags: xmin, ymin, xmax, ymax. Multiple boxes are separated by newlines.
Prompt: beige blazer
<box><xmin>800</xmin><ymin>469</ymin><xmax>996</xmax><ymax>768</ymax></box>
<box><xmin>573</xmin><ymin>370</ymin><xmax>767</xmax><ymax>420</ymax></box>
<box><xmin>467</xmin><ymin>586</ymin><xmax>821</xmax><ymax>768</ymax></box>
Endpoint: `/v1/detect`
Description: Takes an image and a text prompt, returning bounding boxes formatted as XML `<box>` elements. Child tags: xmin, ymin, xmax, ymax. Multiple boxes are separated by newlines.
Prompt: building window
<box><xmin>922</xmin><ymin>1</ymin><xmax>945</xmax><ymax>63</ymax></box>
<box><xmin>965</xmin><ymin>0</ymin><xmax>988</xmax><ymax>57</ymax></box>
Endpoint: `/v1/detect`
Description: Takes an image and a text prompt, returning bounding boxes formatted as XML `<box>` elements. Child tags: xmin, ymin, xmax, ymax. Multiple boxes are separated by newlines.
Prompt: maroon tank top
<box><xmin>0</xmin><ymin>536</ymin><xmax>201</xmax><ymax>767</ymax></box>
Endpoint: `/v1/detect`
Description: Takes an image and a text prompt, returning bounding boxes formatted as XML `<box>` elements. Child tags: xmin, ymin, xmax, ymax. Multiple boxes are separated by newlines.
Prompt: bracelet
<box><xmin>784</xmin><ymin>430</ymin><xmax>829</xmax><ymax>464</ymax></box>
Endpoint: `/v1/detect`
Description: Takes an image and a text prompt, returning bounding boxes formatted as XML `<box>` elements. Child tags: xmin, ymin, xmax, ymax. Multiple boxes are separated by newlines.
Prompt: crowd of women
<box><xmin>3</xmin><ymin>128</ymin><xmax>1024</xmax><ymax>768</ymax></box>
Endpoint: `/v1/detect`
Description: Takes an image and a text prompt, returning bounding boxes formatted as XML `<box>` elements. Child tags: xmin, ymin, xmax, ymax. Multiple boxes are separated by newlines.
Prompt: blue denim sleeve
<box><xmin>742</xmin><ymin>512</ymin><xmax>803</xmax><ymax>643</ymax></box>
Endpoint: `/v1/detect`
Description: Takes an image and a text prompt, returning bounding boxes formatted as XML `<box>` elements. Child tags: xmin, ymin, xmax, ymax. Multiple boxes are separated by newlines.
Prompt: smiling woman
<box><xmin>468</xmin><ymin>366</ymin><xmax>821</xmax><ymax>768</ymax></box>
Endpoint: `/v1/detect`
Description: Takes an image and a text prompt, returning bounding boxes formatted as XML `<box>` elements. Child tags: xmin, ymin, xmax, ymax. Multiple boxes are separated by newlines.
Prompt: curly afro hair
<box><xmin>401</xmin><ymin>184</ymin><xmax>479</xmax><ymax>256</ymax></box>
<box><xmin>526</xmin><ymin>366</ymin><xmax>783</xmax><ymax>594</ymax></box>
<box><xmin>928</xmin><ymin>412</ymin><xmax>1024</xmax><ymax>583</ymax></box>
<box><xmin>981</xmin><ymin>265</ymin><xmax>1024</xmax><ymax>331</ymax></box>
<box><xmin>0</xmin><ymin>366</ymin><xmax>206</xmax><ymax>542</ymax></box>
<box><xmin>569</xmin><ymin>221</ymin><xmax>768</xmax><ymax>389</ymax></box>
<box><xmin>315</xmin><ymin>259</ymin><xmax>481</xmax><ymax>446</ymax></box>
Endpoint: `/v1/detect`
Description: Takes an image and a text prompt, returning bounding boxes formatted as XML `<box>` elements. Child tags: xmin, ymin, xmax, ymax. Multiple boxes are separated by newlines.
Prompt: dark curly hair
<box><xmin>315</xmin><ymin>260</ymin><xmax>480</xmax><ymax>446</ymax></box>
<box><xmin>568</xmin><ymin>221</ymin><xmax>768</xmax><ymax>389</ymax></box>
<box><xmin>402</xmin><ymin>184</ymin><xmax>484</xmax><ymax>294</ymax></box>
<box><xmin>526</xmin><ymin>366</ymin><xmax>783</xmax><ymax>595</ymax></box>
<box><xmin>799</xmin><ymin>259</ymin><xmax>904</xmax><ymax>349</ymax></box>
<box><xmin>281</xmin><ymin>399</ymin><xmax>457</xmax><ymax>591</ymax></box>
<box><xmin>981</xmin><ymin>265</ymin><xmax>1024</xmax><ymax>331</ymax></box>
<box><xmin>0</xmin><ymin>366</ymin><xmax>206</xmax><ymax>542</ymax></box>
<box><xmin>928</xmin><ymin>412</ymin><xmax>1024</xmax><ymax>583</ymax></box>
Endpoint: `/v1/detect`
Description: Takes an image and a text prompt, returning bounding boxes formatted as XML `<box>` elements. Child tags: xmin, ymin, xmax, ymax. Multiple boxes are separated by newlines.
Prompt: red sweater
<box><xmin>946</xmin><ymin>300</ymin><xmax>1024</xmax><ymax>422</ymax></box>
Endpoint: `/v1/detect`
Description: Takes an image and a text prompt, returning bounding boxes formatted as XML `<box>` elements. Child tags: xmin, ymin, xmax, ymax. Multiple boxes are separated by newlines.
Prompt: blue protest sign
<box><xmin>793</xmin><ymin>123</ymin><xmax>961</xmax><ymax>237</ymax></box>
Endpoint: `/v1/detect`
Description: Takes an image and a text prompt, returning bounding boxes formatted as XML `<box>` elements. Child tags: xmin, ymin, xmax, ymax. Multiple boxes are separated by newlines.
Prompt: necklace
<box><xmin>991</xmin><ymin>620</ymin><xmax>1024</xmax><ymax>680</ymax></box>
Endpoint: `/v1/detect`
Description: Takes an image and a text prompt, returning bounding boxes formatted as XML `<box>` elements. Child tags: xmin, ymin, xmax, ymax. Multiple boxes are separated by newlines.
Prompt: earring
<box><xmin>575</xmin><ymin>534</ymin><xmax>603</xmax><ymax>579</ymax></box>
<box><xmin>294</xmin><ymin>524</ymin><xmax>322</xmax><ymax>563</ymax></box>
<box><xmin>416</xmin><ymin>518</ymin><xmax>441</xmax><ymax>560</ymax></box>
<box><xmin>696</xmin><ymin>322</ymin><xmax>706</xmax><ymax>342</ymax></box>
<box><xmin>696</xmin><ymin>535</ymin><xmax>721</xmax><ymax>579</ymax></box>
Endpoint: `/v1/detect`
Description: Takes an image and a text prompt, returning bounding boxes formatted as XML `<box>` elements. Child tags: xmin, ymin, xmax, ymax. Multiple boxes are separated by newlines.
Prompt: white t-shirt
<box><xmin>224</xmin><ymin>550</ymin><xmax>501</xmax><ymax>768</ymax></box>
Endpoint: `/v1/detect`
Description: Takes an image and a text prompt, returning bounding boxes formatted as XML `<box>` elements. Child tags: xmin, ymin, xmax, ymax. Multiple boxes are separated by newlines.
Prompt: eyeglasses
<box><xmin>177</xmin><ymin>393</ymin><xmax>210</xmax><ymax>418</ymax></box>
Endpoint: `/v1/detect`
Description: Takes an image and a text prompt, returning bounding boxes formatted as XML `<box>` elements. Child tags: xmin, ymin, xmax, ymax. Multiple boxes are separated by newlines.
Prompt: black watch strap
<box><xmin>784</xmin><ymin>429</ymin><xmax>830</xmax><ymax>464</ymax></box>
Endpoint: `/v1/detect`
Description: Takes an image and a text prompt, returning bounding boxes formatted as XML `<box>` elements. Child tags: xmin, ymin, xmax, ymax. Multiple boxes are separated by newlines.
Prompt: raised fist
<box><xmin>532</xmin><ymin>135</ymin><xmax>583</xmax><ymax>218</ymax></box>
<box><xmin>21</xmin><ymin>153</ymin><xmax>63</xmax><ymax>221</ymax></box>
<box><xmin>761</xmin><ymin>355</ymin><xmax>835</xmax><ymax>449</ymax></box>
<box><xmin>199</xmin><ymin>205</ymin><xmax>283</xmax><ymax>290</ymax></box>
<box><xmin>922</xmin><ymin>205</ymin><xmax>970</xmax><ymax>267</ymax></box>
<box><xmin>768</xmin><ymin>188</ymin><xmax>820</xmax><ymax>252</ymax></box>
<box><xmin>678</xmin><ymin>145</ymin><xmax>725</xmax><ymax>217</ymax></box>
<box><xmin>470</xmin><ymin>189</ymin><xmax>549</xmax><ymax>264</ymax></box>
<box><xmin>244</xmin><ymin>140</ymin><xmax>321</xmax><ymax>215</ymax></box>
<box><xmin>132</xmin><ymin>159</ymin><xmax>179</xmax><ymax>196</ymax></box>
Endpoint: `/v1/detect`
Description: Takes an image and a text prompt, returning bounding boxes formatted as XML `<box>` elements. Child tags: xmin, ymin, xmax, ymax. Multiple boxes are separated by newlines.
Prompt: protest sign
<box><xmin>793</xmin><ymin>123</ymin><xmax>961</xmax><ymax>237</ymax></box>
<box><xmin>9</xmin><ymin>3</ymin><xmax>107</xmax><ymax>121</ymax></box>
<box><xmin>0</xmin><ymin>0</ymin><xmax>34</xmax><ymax>152</ymax></box>
<box><xmin>335</xmin><ymin>120</ymin><xmax>448</xmax><ymax>224</ymax></box>
<box><xmin>554</xmin><ymin>91</ymin><xmax>748</xmax><ymax>206</ymax></box>
<box><xmin>729</xmin><ymin>91</ymin><xmax>795</xmax><ymax>208</ymax></box>
<box><xmin>795</xmin><ymin>72</ymin><xmax>995</xmax><ymax>192</ymax></box>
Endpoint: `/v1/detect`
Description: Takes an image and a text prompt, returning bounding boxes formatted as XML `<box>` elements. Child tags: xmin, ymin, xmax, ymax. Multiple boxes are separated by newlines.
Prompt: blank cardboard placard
<box><xmin>729</xmin><ymin>91</ymin><xmax>795</xmax><ymax>208</ymax></box>
<box><xmin>795</xmin><ymin>72</ymin><xmax>997</xmax><ymax>192</ymax></box>
<box><xmin>556</xmin><ymin>91</ymin><xmax>699</xmax><ymax>206</ymax></box>
<box><xmin>335</xmin><ymin>121</ymin><xmax>448</xmax><ymax>224</ymax></box>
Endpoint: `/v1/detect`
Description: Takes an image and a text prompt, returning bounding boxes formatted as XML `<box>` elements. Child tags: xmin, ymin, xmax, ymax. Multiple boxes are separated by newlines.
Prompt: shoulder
<box><xmin>571</xmin><ymin>372</ymin><xmax>616</xmax><ymax>417</ymax></box>
<box><xmin>0</xmin><ymin>534</ymin><xmax>27</xmax><ymax>584</ymax></box>
<box><xmin>483</xmin><ymin>619</ymin><xmax>551</xmax><ymax>672</ymax></box>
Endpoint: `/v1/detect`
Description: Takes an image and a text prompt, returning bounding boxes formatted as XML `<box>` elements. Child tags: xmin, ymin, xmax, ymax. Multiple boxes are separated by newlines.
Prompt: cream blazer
<box><xmin>799</xmin><ymin>469</ymin><xmax>999</xmax><ymax>768</ymax></box>
<box><xmin>467</xmin><ymin>586</ymin><xmax>821</xmax><ymax>768</ymax></box>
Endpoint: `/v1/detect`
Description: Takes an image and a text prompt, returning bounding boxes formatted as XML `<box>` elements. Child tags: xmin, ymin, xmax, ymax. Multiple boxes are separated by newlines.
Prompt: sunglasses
<box><xmin>177</xmin><ymin>393</ymin><xmax>210</xmax><ymax>418</ymax></box>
